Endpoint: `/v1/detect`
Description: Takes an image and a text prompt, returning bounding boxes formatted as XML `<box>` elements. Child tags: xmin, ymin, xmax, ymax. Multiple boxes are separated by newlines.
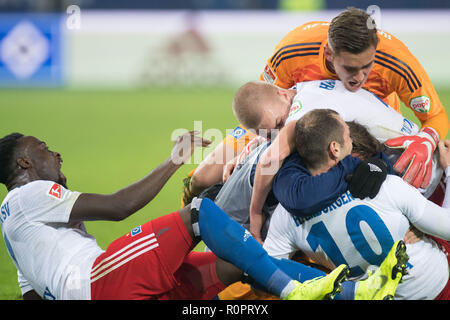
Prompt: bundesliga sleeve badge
<box><xmin>48</xmin><ymin>183</ymin><xmax>62</xmax><ymax>199</ymax></box>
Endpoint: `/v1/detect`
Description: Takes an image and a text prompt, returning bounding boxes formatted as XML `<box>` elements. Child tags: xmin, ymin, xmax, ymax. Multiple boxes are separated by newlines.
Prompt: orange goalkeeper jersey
<box><xmin>260</xmin><ymin>21</ymin><xmax>449</xmax><ymax>138</ymax></box>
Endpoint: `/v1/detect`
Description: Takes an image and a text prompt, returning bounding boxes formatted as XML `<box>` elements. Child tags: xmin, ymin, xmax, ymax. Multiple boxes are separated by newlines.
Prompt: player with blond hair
<box><xmin>182</xmin><ymin>7</ymin><xmax>448</xmax><ymax>206</ymax></box>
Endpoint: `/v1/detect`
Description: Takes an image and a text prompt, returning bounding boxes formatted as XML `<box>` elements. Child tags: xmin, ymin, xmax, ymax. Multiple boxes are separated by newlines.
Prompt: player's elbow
<box><xmin>190</xmin><ymin>166</ymin><xmax>222</xmax><ymax>195</ymax></box>
<box><xmin>189</xmin><ymin>171</ymin><xmax>204</xmax><ymax>191</ymax></box>
<box><xmin>190</xmin><ymin>172</ymin><xmax>208</xmax><ymax>190</ymax></box>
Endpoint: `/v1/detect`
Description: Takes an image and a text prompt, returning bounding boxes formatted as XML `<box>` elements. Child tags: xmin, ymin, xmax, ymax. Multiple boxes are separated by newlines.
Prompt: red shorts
<box><xmin>90</xmin><ymin>211</ymin><xmax>226</xmax><ymax>300</ymax></box>
<box><xmin>431</xmin><ymin>236</ymin><xmax>450</xmax><ymax>300</ymax></box>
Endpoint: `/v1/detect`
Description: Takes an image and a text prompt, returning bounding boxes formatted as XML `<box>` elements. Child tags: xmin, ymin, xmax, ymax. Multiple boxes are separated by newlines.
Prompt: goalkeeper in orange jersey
<box><xmin>182</xmin><ymin>7</ymin><xmax>448</xmax><ymax>206</ymax></box>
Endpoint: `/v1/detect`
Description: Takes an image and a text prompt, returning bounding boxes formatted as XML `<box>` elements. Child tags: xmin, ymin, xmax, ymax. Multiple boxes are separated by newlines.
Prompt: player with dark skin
<box><xmin>2</xmin><ymin>130</ymin><xmax>414</xmax><ymax>301</ymax></box>
<box><xmin>6</xmin><ymin>132</ymin><xmax>244</xmax><ymax>300</ymax></box>
<box><xmin>8</xmin><ymin>131</ymin><xmax>356</xmax><ymax>301</ymax></box>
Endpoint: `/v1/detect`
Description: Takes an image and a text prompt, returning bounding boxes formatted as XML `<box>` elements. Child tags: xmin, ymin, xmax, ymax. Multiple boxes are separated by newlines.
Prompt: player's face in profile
<box><xmin>20</xmin><ymin>136</ymin><xmax>67</xmax><ymax>187</ymax></box>
<box><xmin>337</xmin><ymin>118</ymin><xmax>353</xmax><ymax>161</ymax></box>
<box><xmin>330</xmin><ymin>46</ymin><xmax>376</xmax><ymax>92</ymax></box>
<box><xmin>257</xmin><ymin>100</ymin><xmax>291</xmax><ymax>139</ymax></box>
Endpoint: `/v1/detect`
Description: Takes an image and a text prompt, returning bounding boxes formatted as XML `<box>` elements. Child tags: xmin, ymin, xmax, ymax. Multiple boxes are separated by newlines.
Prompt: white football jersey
<box><xmin>286</xmin><ymin>79</ymin><xmax>443</xmax><ymax>198</ymax></box>
<box><xmin>264</xmin><ymin>175</ymin><xmax>450</xmax><ymax>300</ymax></box>
<box><xmin>0</xmin><ymin>180</ymin><xmax>104</xmax><ymax>300</ymax></box>
<box><xmin>286</xmin><ymin>80</ymin><xmax>420</xmax><ymax>142</ymax></box>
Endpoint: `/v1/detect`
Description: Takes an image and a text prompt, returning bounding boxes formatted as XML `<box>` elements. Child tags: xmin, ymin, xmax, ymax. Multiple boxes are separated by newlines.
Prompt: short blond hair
<box><xmin>232</xmin><ymin>81</ymin><xmax>278</xmax><ymax>130</ymax></box>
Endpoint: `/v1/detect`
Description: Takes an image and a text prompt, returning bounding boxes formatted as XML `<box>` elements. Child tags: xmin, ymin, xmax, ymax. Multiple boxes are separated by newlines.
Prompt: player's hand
<box><xmin>250</xmin><ymin>232</ymin><xmax>264</xmax><ymax>246</ymax></box>
<box><xmin>249</xmin><ymin>213</ymin><xmax>265</xmax><ymax>246</ymax></box>
<box><xmin>346</xmin><ymin>157</ymin><xmax>388</xmax><ymax>199</ymax></box>
<box><xmin>384</xmin><ymin>127</ymin><xmax>439</xmax><ymax>189</ymax></box>
<box><xmin>438</xmin><ymin>139</ymin><xmax>450</xmax><ymax>169</ymax></box>
<box><xmin>170</xmin><ymin>131</ymin><xmax>211</xmax><ymax>165</ymax></box>
<box><xmin>222</xmin><ymin>156</ymin><xmax>238</xmax><ymax>183</ymax></box>
<box><xmin>403</xmin><ymin>226</ymin><xmax>424</xmax><ymax>244</ymax></box>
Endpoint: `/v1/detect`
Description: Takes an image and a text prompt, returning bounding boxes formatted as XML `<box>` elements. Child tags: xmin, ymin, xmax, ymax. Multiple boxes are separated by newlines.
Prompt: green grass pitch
<box><xmin>1</xmin><ymin>86</ymin><xmax>450</xmax><ymax>300</ymax></box>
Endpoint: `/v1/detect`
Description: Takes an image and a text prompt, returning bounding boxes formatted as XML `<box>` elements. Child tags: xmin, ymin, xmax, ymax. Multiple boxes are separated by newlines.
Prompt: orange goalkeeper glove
<box><xmin>384</xmin><ymin>127</ymin><xmax>439</xmax><ymax>189</ymax></box>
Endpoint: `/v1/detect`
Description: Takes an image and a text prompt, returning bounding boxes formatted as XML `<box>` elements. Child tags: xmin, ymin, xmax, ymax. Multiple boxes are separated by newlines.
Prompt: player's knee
<box><xmin>215</xmin><ymin>258</ymin><xmax>244</xmax><ymax>285</ymax></box>
<box><xmin>179</xmin><ymin>206</ymin><xmax>198</xmax><ymax>241</ymax></box>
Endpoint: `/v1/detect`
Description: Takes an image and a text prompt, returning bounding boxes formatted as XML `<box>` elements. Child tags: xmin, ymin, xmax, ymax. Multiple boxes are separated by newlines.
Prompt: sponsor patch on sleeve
<box><xmin>288</xmin><ymin>100</ymin><xmax>303</xmax><ymax>117</ymax></box>
<box><xmin>48</xmin><ymin>183</ymin><xmax>62</xmax><ymax>199</ymax></box>
<box><xmin>262</xmin><ymin>64</ymin><xmax>277</xmax><ymax>84</ymax></box>
<box><xmin>409</xmin><ymin>95</ymin><xmax>430</xmax><ymax>113</ymax></box>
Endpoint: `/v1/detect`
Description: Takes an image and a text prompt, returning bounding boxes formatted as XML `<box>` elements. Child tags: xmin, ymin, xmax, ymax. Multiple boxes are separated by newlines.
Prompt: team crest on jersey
<box><xmin>262</xmin><ymin>64</ymin><xmax>277</xmax><ymax>84</ymax></box>
<box><xmin>231</xmin><ymin>126</ymin><xmax>246</xmax><ymax>140</ymax></box>
<box><xmin>131</xmin><ymin>226</ymin><xmax>142</xmax><ymax>237</ymax></box>
<box><xmin>289</xmin><ymin>100</ymin><xmax>302</xmax><ymax>117</ymax></box>
<box><xmin>48</xmin><ymin>183</ymin><xmax>62</xmax><ymax>199</ymax></box>
<box><xmin>409</xmin><ymin>95</ymin><xmax>430</xmax><ymax>113</ymax></box>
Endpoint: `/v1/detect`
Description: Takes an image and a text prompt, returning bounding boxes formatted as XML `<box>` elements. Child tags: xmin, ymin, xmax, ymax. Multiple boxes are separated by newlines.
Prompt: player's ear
<box><xmin>324</xmin><ymin>44</ymin><xmax>334</xmax><ymax>63</ymax></box>
<box><xmin>328</xmin><ymin>141</ymin><xmax>340</xmax><ymax>160</ymax></box>
<box><xmin>17</xmin><ymin>157</ymin><xmax>31</xmax><ymax>169</ymax></box>
<box><xmin>276</xmin><ymin>88</ymin><xmax>290</xmax><ymax>101</ymax></box>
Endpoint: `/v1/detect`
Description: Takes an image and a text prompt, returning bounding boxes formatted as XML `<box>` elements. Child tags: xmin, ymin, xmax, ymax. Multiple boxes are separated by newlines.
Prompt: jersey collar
<box><xmin>319</xmin><ymin>40</ymin><xmax>338</xmax><ymax>80</ymax></box>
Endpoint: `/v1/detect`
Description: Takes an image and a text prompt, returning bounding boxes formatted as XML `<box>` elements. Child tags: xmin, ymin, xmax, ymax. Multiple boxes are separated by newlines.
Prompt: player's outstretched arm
<box><xmin>249</xmin><ymin>122</ymin><xmax>296</xmax><ymax>243</ymax></box>
<box><xmin>69</xmin><ymin>131</ymin><xmax>211</xmax><ymax>223</ymax></box>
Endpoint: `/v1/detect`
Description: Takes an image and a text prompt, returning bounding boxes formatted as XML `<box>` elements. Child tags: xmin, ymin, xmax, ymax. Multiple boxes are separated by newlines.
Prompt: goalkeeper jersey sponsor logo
<box><xmin>409</xmin><ymin>95</ymin><xmax>430</xmax><ymax>113</ymax></box>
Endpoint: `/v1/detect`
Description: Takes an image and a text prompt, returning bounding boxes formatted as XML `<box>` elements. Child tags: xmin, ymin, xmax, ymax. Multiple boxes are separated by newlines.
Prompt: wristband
<box><xmin>420</xmin><ymin>127</ymin><xmax>439</xmax><ymax>146</ymax></box>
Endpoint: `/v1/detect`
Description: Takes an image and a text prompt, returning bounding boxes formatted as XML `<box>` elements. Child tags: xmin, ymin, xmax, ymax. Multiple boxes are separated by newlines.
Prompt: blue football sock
<box><xmin>195</xmin><ymin>197</ymin><xmax>294</xmax><ymax>297</ymax></box>
<box><xmin>270</xmin><ymin>257</ymin><xmax>326</xmax><ymax>281</ymax></box>
<box><xmin>193</xmin><ymin>198</ymin><xmax>358</xmax><ymax>300</ymax></box>
<box><xmin>270</xmin><ymin>258</ymin><xmax>356</xmax><ymax>300</ymax></box>
<box><xmin>247</xmin><ymin>257</ymin><xmax>324</xmax><ymax>294</ymax></box>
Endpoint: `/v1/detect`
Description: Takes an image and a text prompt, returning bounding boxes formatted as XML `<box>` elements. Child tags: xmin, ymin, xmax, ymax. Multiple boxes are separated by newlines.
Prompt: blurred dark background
<box><xmin>1</xmin><ymin>0</ymin><xmax>449</xmax><ymax>12</ymax></box>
